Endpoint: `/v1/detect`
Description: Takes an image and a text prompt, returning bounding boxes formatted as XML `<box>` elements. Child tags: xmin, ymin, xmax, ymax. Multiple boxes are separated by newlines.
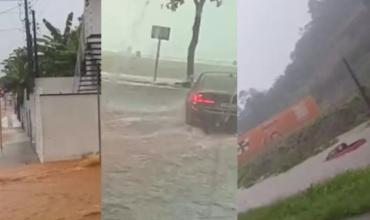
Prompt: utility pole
<box><xmin>97</xmin><ymin>63</ymin><xmax>102</xmax><ymax>162</ymax></box>
<box><xmin>31</xmin><ymin>10</ymin><xmax>39</xmax><ymax>78</ymax></box>
<box><xmin>0</xmin><ymin>90</ymin><xmax>3</xmax><ymax>154</ymax></box>
<box><xmin>24</xmin><ymin>0</ymin><xmax>34</xmax><ymax>96</ymax></box>
<box><xmin>343</xmin><ymin>58</ymin><xmax>370</xmax><ymax>112</ymax></box>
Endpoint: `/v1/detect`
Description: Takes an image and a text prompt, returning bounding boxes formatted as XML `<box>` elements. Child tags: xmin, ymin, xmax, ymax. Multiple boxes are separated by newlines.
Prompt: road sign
<box><xmin>151</xmin><ymin>25</ymin><xmax>170</xmax><ymax>41</ymax></box>
<box><xmin>151</xmin><ymin>25</ymin><xmax>171</xmax><ymax>82</ymax></box>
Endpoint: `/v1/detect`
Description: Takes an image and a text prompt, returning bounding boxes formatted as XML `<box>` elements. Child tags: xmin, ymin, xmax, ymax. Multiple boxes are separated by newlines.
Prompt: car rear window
<box><xmin>197</xmin><ymin>73</ymin><xmax>236</xmax><ymax>93</ymax></box>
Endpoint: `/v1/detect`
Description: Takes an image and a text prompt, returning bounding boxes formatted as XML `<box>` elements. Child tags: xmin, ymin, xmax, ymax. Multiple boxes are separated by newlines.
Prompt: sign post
<box><xmin>151</xmin><ymin>25</ymin><xmax>170</xmax><ymax>82</ymax></box>
<box><xmin>153</xmin><ymin>39</ymin><xmax>162</xmax><ymax>82</ymax></box>
<box><xmin>0</xmin><ymin>89</ymin><xmax>3</xmax><ymax>153</ymax></box>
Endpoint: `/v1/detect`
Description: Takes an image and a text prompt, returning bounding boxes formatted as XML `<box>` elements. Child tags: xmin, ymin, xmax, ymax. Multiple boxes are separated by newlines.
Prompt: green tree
<box><xmin>0</xmin><ymin>12</ymin><xmax>81</xmax><ymax>118</ymax></box>
<box><xmin>0</xmin><ymin>48</ymin><xmax>29</xmax><ymax>118</ymax></box>
<box><xmin>37</xmin><ymin>12</ymin><xmax>80</xmax><ymax>77</ymax></box>
<box><xmin>166</xmin><ymin>0</ymin><xmax>222</xmax><ymax>82</ymax></box>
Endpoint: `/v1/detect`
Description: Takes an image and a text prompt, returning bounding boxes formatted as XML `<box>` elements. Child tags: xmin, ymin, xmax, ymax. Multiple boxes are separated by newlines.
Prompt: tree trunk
<box><xmin>187</xmin><ymin>1</ymin><xmax>205</xmax><ymax>83</ymax></box>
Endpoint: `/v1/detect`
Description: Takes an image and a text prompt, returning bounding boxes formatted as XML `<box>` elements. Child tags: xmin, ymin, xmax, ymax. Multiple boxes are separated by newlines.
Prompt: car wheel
<box><xmin>185</xmin><ymin>106</ymin><xmax>193</xmax><ymax>125</ymax></box>
<box><xmin>200</xmin><ymin>116</ymin><xmax>211</xmax><ymax>134</ymax></box>
<box><xmin>202</xmin><ymin>122</ymin><xmax>210</xmax><ymax>134</ymax></box>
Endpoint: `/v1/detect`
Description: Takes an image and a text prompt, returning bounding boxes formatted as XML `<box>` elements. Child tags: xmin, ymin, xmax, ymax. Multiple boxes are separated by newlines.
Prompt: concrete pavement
<box><xmin>0</xmin><ymin>110</ymin><xmax>38</xmax><ymax>168</ymax></box>
<box><xmin>238</xmin><ymin>121</ymin><xmax>370</xmax><ymax>213</ymax></box>
<box><xmin>347</xmin><ymin>213</ymin><xmax>370</xmax><ymax>220</ymax></box>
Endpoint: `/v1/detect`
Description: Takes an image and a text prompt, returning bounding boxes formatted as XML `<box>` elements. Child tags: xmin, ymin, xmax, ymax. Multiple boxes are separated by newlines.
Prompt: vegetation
<box><xmin>0</xmin><ymin>12</ymin><xmax>80</xmax><ymax>116</ymax></box>
<box><xmin>239</xmin><ymin>0</ymin><xmax>370</xmax><ymax>134</ymax></box>
<box><xmin>37</xmin><ymin>12</ymin><xmax>80</xmax><ymax>77</ymax></box>
<box><xmin>1</xmin><ymin>48</ymin><xmax>29</xmax><ymax>118</ymax></box>
<box><xmin>239</xmin><ymin>166</ymin><xmax>370</xmax><ymax>220</ymax></box>
<box><xmin>165</xmin><ymin>0</ymin><xmax>223</xmax><ymax>82</ymax></box>
<box><xmin>238</xmin><ymin>92</ymin><xmax>370</xmax><ymax>189</ymax></box>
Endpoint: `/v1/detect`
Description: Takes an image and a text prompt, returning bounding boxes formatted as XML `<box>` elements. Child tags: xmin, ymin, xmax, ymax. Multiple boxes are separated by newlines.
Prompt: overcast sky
<box><xmin>0</xmin><ymin>0</ymin><xmax>83</xmax><ymax>74</ymax></box>
<box><xmin>103</xmin><ymin>0</ymin><xmax>237</xmax><ymax>63</ymax></box>
<box><xmin>238</xmin><ymin>0</ymin><xmax>311</xmax><ymax>91</ymax></box>
<box><xmin>1</xmin><ymin>0</ymin><xmax>312</xmax><ymax>89</ymax></box>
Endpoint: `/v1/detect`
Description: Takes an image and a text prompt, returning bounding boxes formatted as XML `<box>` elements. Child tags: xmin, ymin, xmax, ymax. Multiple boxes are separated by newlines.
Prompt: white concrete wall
<box><xmin>39</xmin><ymin>94</ymin><xmax>99</xmax><ymax>162</ymax></box>
<box><xmin>85</xmin><ymin>0</ymin><xmax>101</xmax><ymax>36</ymax></box>
<box><xmin>34</xmin><ymin>88</ymin><xmax>44</xmax><ymax>162</ymax></box>
<box><xmin>30</xmin><ymin>93</ymin><xmax>36</xmax><ymax>145</ymax></box>
<box><xmin>21</xmin><ymin>89</ymin><xmax>32</xmax><ymax>138</ymax></box>
<box><xmin>35</xmin><ymin>77</ymin><xmax>74</xmax><ymax>94</ymax></box>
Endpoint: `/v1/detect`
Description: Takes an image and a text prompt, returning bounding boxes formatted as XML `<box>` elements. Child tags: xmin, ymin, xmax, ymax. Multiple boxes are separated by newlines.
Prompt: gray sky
<box><xmin>103</xmin><ymin>0</ymin><xmax>237</xmax><ymax>64</ymax></box>
<box><xmin>0</xmin><ymin>0</ymin><xmax>83</xmax><ymax>74</ymax></box>
<box><xmin>238</xmin><ymin>0</ymin><xmax>311</xmax><ymax>91</ymax></box>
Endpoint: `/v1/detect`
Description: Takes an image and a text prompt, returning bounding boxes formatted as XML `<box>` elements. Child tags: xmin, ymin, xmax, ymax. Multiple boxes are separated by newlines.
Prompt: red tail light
<box><xmin>191</xmin><ymin>93</ymin><xmax>215</xmax><ymax>105</ymax></box>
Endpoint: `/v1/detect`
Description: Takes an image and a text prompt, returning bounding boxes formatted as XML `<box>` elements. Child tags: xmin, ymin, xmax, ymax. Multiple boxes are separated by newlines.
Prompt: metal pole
<box><xmin>153</xmin><ymin>39</ymin><xmax>161</xmax><ymax>82</ymax></box>
<box><xmin>0</xmin><ymin>96</ymin><xmax>3</xmax><ymax>153</ymax></box>
<box><xmin>97</xmin><ymin>64</ymin><xmax>102</xmax><ymax>162</ymax></box>
<box><xmin>343</xmin><ymin>58</ymin><xmax>370</xmax><ymax>112</ymax></box>
<box><xmin>24</xmin><ymin>0</ymin><xmax>34</xmax><ymax>96</ymax></box>
<box><xmin>31</xmin><ymin>10</ymin><xmax>39</xmax><ymax>77</ymax></box>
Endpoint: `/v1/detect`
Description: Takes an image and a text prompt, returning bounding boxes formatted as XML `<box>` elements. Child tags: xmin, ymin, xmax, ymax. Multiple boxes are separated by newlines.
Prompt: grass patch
<box><xmin>238</xmin><ymin>95</ymin><xmax>370</xmax><ymax>188</ymax></box>
<box><xmin>238</xmin><ymin>166</ymin><xmax>370</xmax><ymax>220</ymax></box>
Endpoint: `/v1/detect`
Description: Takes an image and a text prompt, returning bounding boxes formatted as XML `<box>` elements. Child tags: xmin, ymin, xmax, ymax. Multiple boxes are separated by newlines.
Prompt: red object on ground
<box><xmin>326</xmin><ymin>139</ymin><xmax>367</xmax><ymax>161</ymax></box>
<box><xmin>238</xmin><ymin>96</ymin><xmax>321</xmax><ymax>165</ymax></box>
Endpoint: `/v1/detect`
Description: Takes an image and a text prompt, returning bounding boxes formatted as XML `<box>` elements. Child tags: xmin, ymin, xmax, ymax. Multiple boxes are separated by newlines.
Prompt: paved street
<box><xmin>238</xmin><ymin>121</ymin><xmax>370</xmax><ymax>213</ymax></box>
<box><xmin>102</xmin><ymin>75</ymin><xmax>237</xmax><ymax>220</ymax></box>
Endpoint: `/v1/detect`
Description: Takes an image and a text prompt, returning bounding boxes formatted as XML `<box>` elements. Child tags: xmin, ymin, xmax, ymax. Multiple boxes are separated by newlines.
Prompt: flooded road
<box><xmin>101</xmin><ymin>74</ymin><xmax>237</xmax><ymax>220</ymax></box>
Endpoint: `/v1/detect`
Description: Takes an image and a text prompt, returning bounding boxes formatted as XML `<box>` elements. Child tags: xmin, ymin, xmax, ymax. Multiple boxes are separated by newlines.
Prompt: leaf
<box><xmin>63</xmin><ymin>12</ymin><xmax>74</xmax><ymax>45</ymax></box>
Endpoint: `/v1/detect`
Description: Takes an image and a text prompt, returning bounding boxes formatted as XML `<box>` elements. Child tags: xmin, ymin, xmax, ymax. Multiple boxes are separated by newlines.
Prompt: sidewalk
<box><xmin>0</xmin><ymin>105</ymin><xmax>100</xmax><ymax>220</ymax></box>
<box><xmin>238</xmin><ymin>121</ymin><xmax>370</xmax><ymax>213</ymax></box>
<box><xmin>0</xmin><ymin>106</ymin><xmax>38</xmax><ymax>168</ymax></box>
<box><xmin>346</xmin><ymin>213</ymin><xmax>370</xmax><ymax>220</ymax></box>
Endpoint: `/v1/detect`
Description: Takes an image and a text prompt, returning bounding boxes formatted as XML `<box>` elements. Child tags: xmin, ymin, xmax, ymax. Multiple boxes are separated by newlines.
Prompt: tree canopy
<box><xmin>37</xmin><ymin>12</ymin><xmax>80</xmax><ymax>77</ymax></box>
<box><xmin>239</xmin><ymin>0</ymin><xmax>370</xmax><ymax>134</ymax></box>
<box><xmin>0</xmin><ymin>12</ymin><xmax>80</xmax><ymax>117</ymax></box>
<box><xmin>166</xmin><ymin>0</ymin><xmax>223</xmax><ymax>82</ymax></box>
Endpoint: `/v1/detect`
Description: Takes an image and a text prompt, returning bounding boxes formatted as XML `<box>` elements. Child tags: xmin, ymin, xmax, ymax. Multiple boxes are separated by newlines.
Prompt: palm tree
<box><xmin>0</xmin><ymin>12</ymin><xmax>81</xmax><ymax>118</ymax></box>
<box><xmin>37</xmin><ymin>12</ymin><xmax>80</xmax><ymax>77</ymax></box>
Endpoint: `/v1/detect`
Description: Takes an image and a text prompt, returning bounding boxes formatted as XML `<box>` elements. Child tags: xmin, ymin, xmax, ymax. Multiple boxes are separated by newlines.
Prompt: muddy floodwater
<box><xmin>102</xmin><ymin>74</ymin><xmax>237</xmax><ymax>220</ymax></box>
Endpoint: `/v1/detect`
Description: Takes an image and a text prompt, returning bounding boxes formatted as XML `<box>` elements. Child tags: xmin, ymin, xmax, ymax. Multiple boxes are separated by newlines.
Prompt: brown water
<box><xmin>0</xmin><ymin>160</ymin><xmax>100</xmax><ymax>220</ymax></box>
<box><xmin>102</xmin><ymin>78</ymin><xmax>237</xmax><ymax>220</ymax></box>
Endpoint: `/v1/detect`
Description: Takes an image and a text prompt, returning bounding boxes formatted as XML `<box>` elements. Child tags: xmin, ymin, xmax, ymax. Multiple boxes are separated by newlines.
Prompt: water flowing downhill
<box><xmin>101</xmin><ymin>73</ymin><xmax>237</xmax><ymax>220</ymax></box>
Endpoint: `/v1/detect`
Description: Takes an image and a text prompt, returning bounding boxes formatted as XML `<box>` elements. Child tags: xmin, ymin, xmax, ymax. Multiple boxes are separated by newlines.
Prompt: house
<box><xmin>237</xmin><ymin>97</ymin><xmax>321</xmax><ymax>165</ymax></box>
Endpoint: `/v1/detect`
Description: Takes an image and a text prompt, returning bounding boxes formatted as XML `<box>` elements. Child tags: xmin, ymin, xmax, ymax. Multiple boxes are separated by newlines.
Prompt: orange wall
<box><xmin>238</xmin><ymin>96</ymin><xmax>320</xmax><ymax>165</ymax></box>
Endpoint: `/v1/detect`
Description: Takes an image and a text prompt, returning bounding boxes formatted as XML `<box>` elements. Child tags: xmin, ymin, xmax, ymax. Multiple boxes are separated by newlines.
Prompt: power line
<box><xmin>0</xmin><ymin>5</ymin><xmax>18</xmax><ymax>14</ymax></box>
<box><xmin>0</xmin><ymin>28</ymin><xmax>21</xmax><ymax>31</ymax></box>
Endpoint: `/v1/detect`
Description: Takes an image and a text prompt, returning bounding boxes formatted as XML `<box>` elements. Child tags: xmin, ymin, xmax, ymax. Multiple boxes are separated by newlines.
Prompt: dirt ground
<box><xmin>0</xmin><ymin>158</ymin><xmax>100</xmax><ymax>220</ymax></box>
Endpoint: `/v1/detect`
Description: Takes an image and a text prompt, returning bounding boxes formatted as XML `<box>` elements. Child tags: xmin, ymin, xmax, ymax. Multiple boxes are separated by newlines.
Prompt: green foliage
<box><xmin>38</xmin><ymin>12</ymin><xmax>80</xmax><ymax>77</ymax></box>
<box><xmin>0</xmin><ymin>48</ymin><xmax>29</xmax><ymax>116</ymax></box>
<box><xmin>0</xmin><ymin>12</ymin><xmax>80</xmax><ymax>116</ymax></box>
<box><xmin>165</xmin><ymin>0</ymin><xmax>223</xmax><ymax>81</ymax></box>
<box><xmin>166</xmin><ymin>0</ymin><xmax>222</xmax><ymax>11</ymax></box>
<box><xmin>239</xmin><ymin>166</ymin><xmax>370</xmax><ymax>220</ymax></box>
<box><xmin>238</xmin><ymin>92</ymin><xmax>370</xmax><ymax>189</ymax></box>
<box><xmin>239</xmin><ymin>0</ymin><xmax>370</xmax><ymax>134</ymax></box>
